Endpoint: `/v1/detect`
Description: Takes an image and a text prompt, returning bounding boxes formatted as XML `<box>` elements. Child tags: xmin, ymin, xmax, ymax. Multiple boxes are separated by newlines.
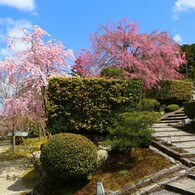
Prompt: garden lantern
<box><xmin>96</xmin><ymin>182</ymin><xmax>105</xmax><ymax>195</ymax></box>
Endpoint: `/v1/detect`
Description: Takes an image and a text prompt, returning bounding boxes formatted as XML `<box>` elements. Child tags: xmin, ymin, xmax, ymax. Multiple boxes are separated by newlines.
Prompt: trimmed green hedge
<box><xmin>147</xmin><ymin>80</ymin><xmax>193</xmax><ymax>104</ymax></box>
<box><xmin>47</xmin><ymin>77</ymin><xmax>143</xmax><ymax>135</ymax></box>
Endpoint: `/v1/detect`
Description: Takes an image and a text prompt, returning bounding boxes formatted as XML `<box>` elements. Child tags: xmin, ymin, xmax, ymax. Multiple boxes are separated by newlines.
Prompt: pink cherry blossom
<box><xmin>0</xmin><ymin>25</ymin><xmax>75</xmax><ymax>127</ymax></box>
<box><xmin>73</xmin><ymin>18</ymin><xmax>186</xmax><ymax>88</ymax></box>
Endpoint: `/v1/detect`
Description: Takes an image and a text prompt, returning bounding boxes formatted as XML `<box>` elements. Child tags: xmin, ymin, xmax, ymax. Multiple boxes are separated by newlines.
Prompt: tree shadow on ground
<box><xmin>7</xmin><ymin>178</ymin><xmax>29</xmax><ymax>192</ymax></box>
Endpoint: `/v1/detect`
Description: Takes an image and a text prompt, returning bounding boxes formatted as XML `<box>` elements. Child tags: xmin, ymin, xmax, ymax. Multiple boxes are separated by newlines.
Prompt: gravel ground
<box><xmin>0</xmin><ymin>152</ymin><xmax>32</xmax><ymax>195</ymax></box>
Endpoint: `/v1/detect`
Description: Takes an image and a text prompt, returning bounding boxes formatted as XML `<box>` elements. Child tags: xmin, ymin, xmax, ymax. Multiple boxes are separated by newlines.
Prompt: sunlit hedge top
<box><xmin>147</xmin><ymin>80</ymin><xmax>193</xmax><ymax>104</ymax></box>
<box><xmin>47</xmin><ymin>77</ymin><xmax>143</xmax><ymax>135</ymax></box>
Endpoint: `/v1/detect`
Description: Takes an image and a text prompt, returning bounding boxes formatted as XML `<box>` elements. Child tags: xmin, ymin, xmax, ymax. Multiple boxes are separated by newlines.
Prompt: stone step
<box><xmin>154</xmin><ymin>130</ymin><xmax>180</xmax><ymax>133</ymax></box>
<box><xmin>154</xmin><ymin>127</ymin><xmax>180</xmax><ymax>132</ymax></box>
<box><xmin>173</xmin><ymin>139</ymin><xmax>195</xmax><ymax>143</ymax></box>
<box><xmin>163</xmin><ymin>116</ymin><xmax>187</xmax><ymax>120</ymax></box>
<box><xmin>180</xmin><ymin>153</ymin><xmax>195</xmax><ymax>158</ymax></box>
<box><xmin>165</xmin><ymin>177</ymin><xmax>195</xmax><ymax>194</ymax></box>
<box><xmin>156</xmin><ymin>137</ymin><xmax>195</xmax><ymax>146</ymax></box>
<box><xmin>155</xmin><ymin>135</ymin><xmax>195</xmax><ymax>142</ymax></box>
<box><xmin>183</xmin><ymin>148</ymin><xmax>195</xmax><ymax>154</ymax></box>
<box><xmin>168</xmin><ymin>113</ymin><xmax>186</xmax><ymax>117</ymax></box>
<box><xmin>153</xmin><ymin>131</ymin><xmax>192</xmax><ymax>137</ymax></box>
<box><xmin>150</xmin><ymin>189</ymin><xmax>183</xmax><ymax>195</ymax></box>
<box><xmin>173</xmin><ymin>141</ymin><xmax>195</xmax><ymax>149</ymax></box>
<box><xmin>160</xmin><ymin>120</ymin><xmax>181</xmax><ymax>123</ymax></box>
<box><xmin>153</xmin><ymin>123</ymin><xmax>170</xmax><ymax>128</ymax></box>
<box><xmin>188</xmin><ymin>174</ymin><xmax>195</xmax><ymax>180</ymax></box>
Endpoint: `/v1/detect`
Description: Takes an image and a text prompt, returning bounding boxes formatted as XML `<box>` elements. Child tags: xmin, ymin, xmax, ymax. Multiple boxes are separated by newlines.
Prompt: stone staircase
<box><xmin>150</xmin><ymin>108</ymin><xmax>195</xmax><ymax>194</ymax></box>
<box><xmin>150</xmin><ymin>169</ymin><xmax>195</xmax><ymax>195</ymax></box>
<box><xmin>152</xmin><ymin>108</ymin><xmax>195</xmax><ymax>166</ymax></box>
<box><xmin>165</xmin><ymin>173</ymin><xmax>195</xmax><ymax>194</ymax></box>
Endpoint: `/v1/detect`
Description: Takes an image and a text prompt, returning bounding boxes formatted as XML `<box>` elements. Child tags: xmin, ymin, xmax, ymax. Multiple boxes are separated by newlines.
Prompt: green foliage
<box><xmin>147</xmin><ymin>80</ymin><xmax>193</xmax><ymax>104</ymax></box>
<box><xmin>40</xmin><ymin>133</ymin><xmax>97</xmax><ymax>180</ymax></box>
<box><xmin>0</xmin><ymin>149</ymin><xmax>25</xmax><ymax>162</ymax></box>
<box><xmin>137</xmin><ymin>98</ymin><xmax>160</xmax><ymax>111</ymax></box>
<box><xmin>118</xmin><ymin>170</ymin><xmax>128</xmax><ymax>176</ymax></box>
<box><xmin>165</xmin><ymin>104</ymin><xmax>179</xmax><ymax>112</ymax></box>
<box><xmin>184</xmin><ymin>101</ymin><xmax>195</xmax><ymax>120</ymax></box>
<box><xmin>100</xmin><ymin>67</ymin><xmax>125</xmax><ymax>80</ymax></box>
<box><xmin>47</xmin><ymin>77</ymin><xmax>143</xmax><ymax>135</ymax></box>
<box><xmin>181</xmin><ymin>44</ymin><xmax>195</xmax><ymax>80</ymax></box>
<box><xmin>103</xmin><ymin>112</ymin><xmax>160</xmax><ymax>155</ymax></box>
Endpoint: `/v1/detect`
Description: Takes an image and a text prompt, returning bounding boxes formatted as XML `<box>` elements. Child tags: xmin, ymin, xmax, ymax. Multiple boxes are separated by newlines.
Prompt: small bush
<box><xmin>40</xmin><ymin>133</ymin><xmax>97</xmax><ymax>180</ymax></box>
<box><xmin>137</xmin><ymin>98</ymin><xmax>160</xmax><ymax>111</ymax></box>
<box><xmin>184</xmin><ymin>101</ymin><xmax>195</xmax><ymax>120</ymax></box>
<box><xmin>100</xmin><ymin>67</ymin><xmax>125</xmax><ymax>80</ymax></box>
<box><xmin>165</xmin><ymin>104</ymin><xmax>179</xmax><ymax>112</ymax></box>
<box><xmin>103</xmin><ymin>112</ymin><xmax>160</xmax><ymax>156</ymax></box>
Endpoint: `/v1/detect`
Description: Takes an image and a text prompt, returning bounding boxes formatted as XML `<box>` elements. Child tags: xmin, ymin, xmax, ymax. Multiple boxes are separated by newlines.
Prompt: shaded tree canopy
<box><xmin>180</xmin><ymin>44</ymin><xmax>195</xmax><ymax>80</ymax></box>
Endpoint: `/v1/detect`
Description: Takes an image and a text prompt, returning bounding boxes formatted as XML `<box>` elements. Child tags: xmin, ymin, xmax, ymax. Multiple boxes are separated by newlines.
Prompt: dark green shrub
<box><xmin>147</xmin><ymin>80</ymin><xmax>193</xmax><ymax>104</ymax></box>
<box><xmin>47</xmin><ymin>77</ymin><xmax>143</xmax><ymax>135</ymax></box>
<box><xmin>184</xmin><ymin>101</ymin><xmax>195</xmax><ymax>120</ymax></box>
<box><xmin>137</xmin><ymin>98</ymin><xmax>160</xmax><ymax>111</ymax></box>
<box><xmin>165</xmin><ymin>104</ymin><xmax>179</xmax><ymax>112</ymax></box>
<box><xmin>102</xmin><ymin>112</ymin><xmax>160</xmax><ymax>156</ymax></box>
<box><xmin>100</xmin><ymin>67</ymin><xmax>125</xmax><ymax>80</ymax></box>
<box><xmin>40</xmin><ymin>133</ymin><xmax>97</xmax><ymax>180</ymax></box>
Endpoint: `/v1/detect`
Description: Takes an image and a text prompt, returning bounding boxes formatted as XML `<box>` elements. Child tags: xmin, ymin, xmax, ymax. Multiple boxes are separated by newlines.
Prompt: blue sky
<box><xmin>0</xmin><ymin>0</ymin><xmax>195</xmax><ymax>58</ymax></box>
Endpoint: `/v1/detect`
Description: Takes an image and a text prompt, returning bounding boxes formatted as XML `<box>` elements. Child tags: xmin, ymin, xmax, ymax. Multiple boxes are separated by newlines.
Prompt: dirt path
<box><xmin>0</xmin><ymin>158</ymin><xmax>32</xmax><ymax>195</ymax></box>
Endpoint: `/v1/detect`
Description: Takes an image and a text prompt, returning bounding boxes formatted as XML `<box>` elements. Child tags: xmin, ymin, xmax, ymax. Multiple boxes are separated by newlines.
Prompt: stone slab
<box><xmin>159</xmin><ymin>136</ymin><xmax>195</xmax><ymax>142</ymax></box>
<box><xmin>166</xmin><ymin>177</ymin><xmax>195</xmax><ymax>193</ymax></box>
<box><xmin>183</xmin><ymin>148</ymin><xmax>195</xmax><ymax>154</ymax></box>
<box><xmin>153</xmin><ymin>123</ymin><xmax>170</xmax><ymax>127</ymax></box>
<box><xmin>154</xmin><ymin>127</ymin><xmax>180</xmax><ymax>132</ymax></box>
<box><xmin>150</xmin><ymin>190</ymin><xmax>181</xmax><ymax>195</ymax></box>
<box><xmin>160</xmin><ymin>120</ymin><xmax>180</xmax><ymax>123</ymax></box>
<box><xmin>162</xmin><ymin>116</ymin><xmax>187</xmax><ymax>121</ymax></box>
<box><xmin>153</xmin><ymin>131</ymin><xmax>191</xmax><ymax>137</ymax></box>
<box><xmin>169</xmin><ymin>114</ymin><xmax>186</xmax><ymax>117</ymax></box>
<box><xmin>173</xmin><ymin>141</ymin><xmax>195</xmax><ymax>148</ymax></box>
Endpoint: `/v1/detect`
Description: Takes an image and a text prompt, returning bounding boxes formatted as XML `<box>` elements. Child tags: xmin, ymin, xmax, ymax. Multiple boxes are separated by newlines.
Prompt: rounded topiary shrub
<box><xmin>138</xmin><ymin>98</ymin><xmax>160</xmax><ymax>111</ymax></box>
<box><xmin>165</xmin><ymin>104</ymin><xmax>179</xmax><ymax>112</ymax></box>
<box><xmin>40</xmin><ymin>133</ymin><xmax>97</xmax><ymax>179</ymax></box>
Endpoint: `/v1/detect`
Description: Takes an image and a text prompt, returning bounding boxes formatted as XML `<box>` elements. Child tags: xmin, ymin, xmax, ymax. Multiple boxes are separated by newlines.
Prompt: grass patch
<box><xmin>0</xmin><ymin>137</ymin><xmax>47</xmax><ymax>162</ymax></box>
<box><xmin>0</xmin><ymin>148</ymin><xmax>26</xmax><ymax>162</ymax></box>
<box><xmin>90</xmin><ymin>148</ymin><xmax>172</xmax><ymax>192</ymax></box>
<box><xmin>23</xmin><ymin>137</ymin><xmax>47</xmax><ymax>147</ymax></box>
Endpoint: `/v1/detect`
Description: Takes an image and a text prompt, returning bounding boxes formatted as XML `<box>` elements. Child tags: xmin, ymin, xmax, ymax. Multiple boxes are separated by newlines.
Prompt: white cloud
<box><xmin>0</xmin><ymin>0</ymin><xmax>36</xmax><ymax>12</ymax></box>
<box><xmin>0</xmin><ymin>18</ymin><xmax>33</xmax><ymax>58</ymax></box>
<box><xmin>172</xmin><ymin>0</ymin><xmax>195</xmax><ymax>20</ymax></box>
<box><xmin>173</xmin><ymin>34</ymin><xmax>183</xmax><ymax>43</ymax></box>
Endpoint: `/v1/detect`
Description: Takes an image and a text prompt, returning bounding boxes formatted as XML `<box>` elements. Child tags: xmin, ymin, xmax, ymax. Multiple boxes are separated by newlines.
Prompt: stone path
<box><xmin>148</xmin><ymin>108</ymin><xmax>195</xmax><ymax>194</ymax></box>
<box><xmin>152</xmin><ymin>108</ymin><xmax>195</xmax><ymax>163</ymax></box>
<box><xmin>0</xmin><ymin>158</ymin><xmax>32</xmax><ymax>195</ymax></box>
<box><xmin>0</xmin><ymin>141</ymin><xmax>32</xmax><ymax>195</ymax></box>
